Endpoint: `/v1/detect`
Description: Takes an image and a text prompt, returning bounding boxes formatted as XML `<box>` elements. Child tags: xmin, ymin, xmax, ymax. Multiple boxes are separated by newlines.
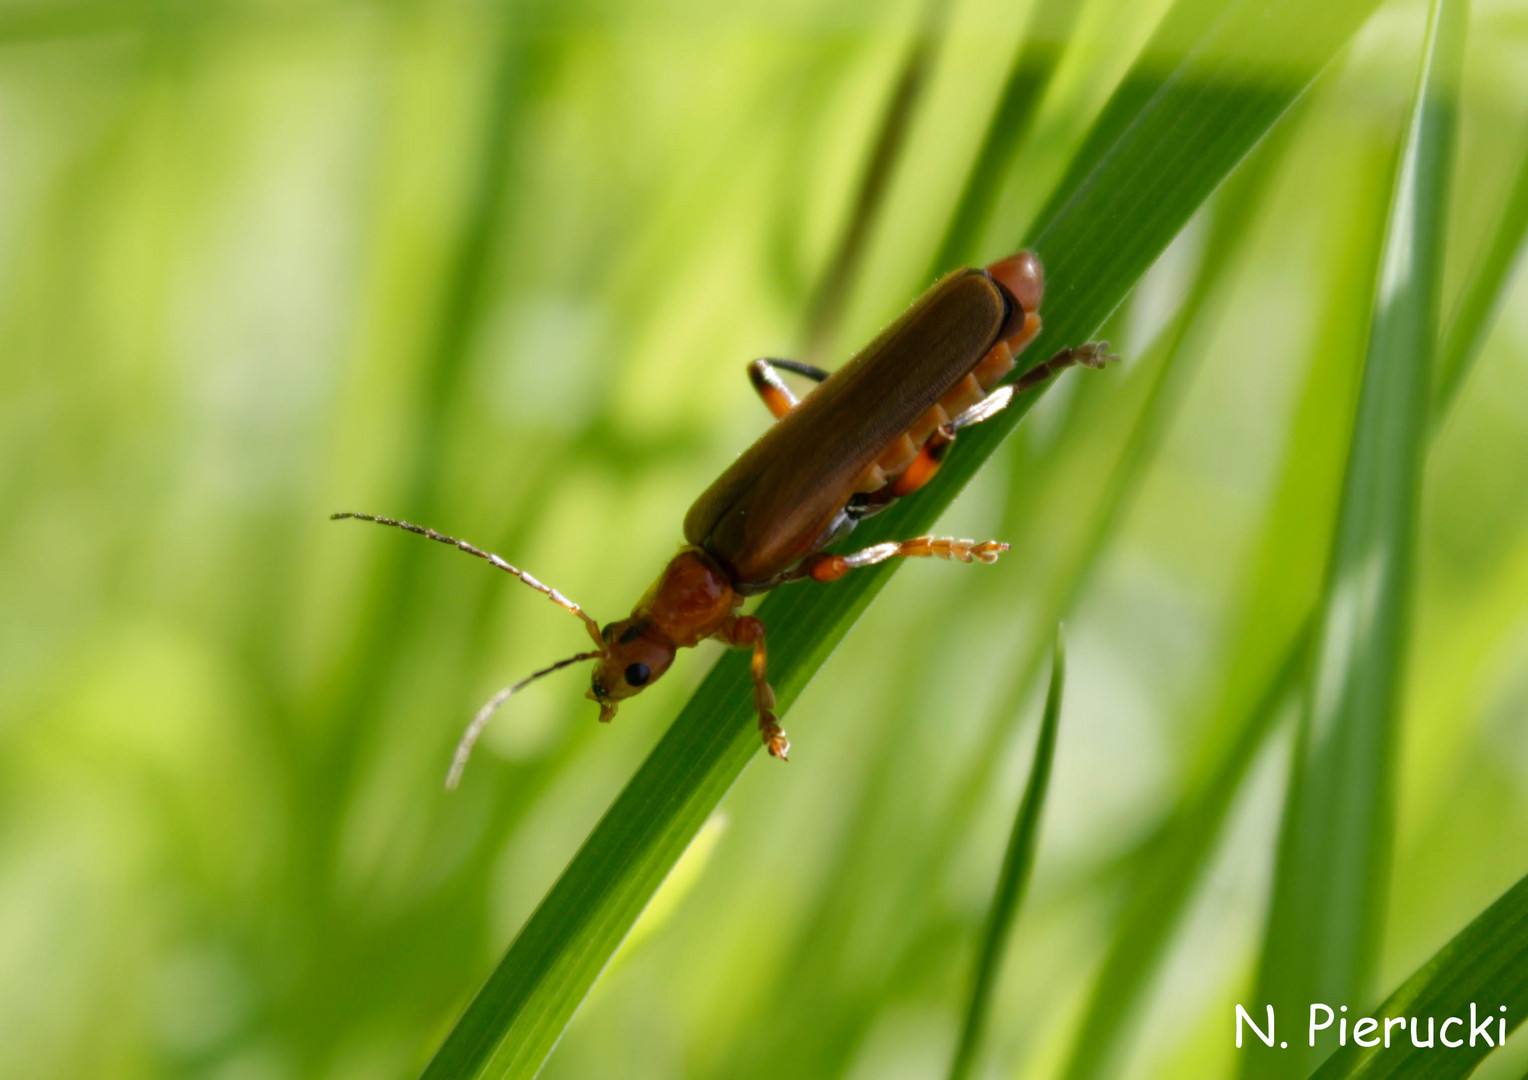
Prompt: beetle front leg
<box><xmin>747</xmin><ymin>358</ymin><xmax>830</xmax><ymax>420</ymax></box>
<box><xmin>798</xmin><ymin>536</ymin><xmax>1010</xmax><ymax>583</ymax></box>
<box><xmin>716</xmin><ymin>614</ymin><xmax>789</xmax><ymax>759</ymax></box>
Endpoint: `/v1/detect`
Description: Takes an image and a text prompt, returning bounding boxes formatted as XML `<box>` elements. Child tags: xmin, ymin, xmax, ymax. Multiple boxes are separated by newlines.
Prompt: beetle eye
<box><xmin>624</xmin><ymin>662</ymin><xmax>651</xmax><ymax>687</ymax></box>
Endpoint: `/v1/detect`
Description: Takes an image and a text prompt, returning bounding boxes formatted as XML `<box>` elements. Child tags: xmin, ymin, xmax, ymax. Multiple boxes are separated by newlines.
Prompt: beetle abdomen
<box><xmin>854</xmin><ymin>334</ymin><xmax>1024</xmax><ymax>493</ymax></box>
<box><xmin>686</xmin><ymin>269</ymin><xmax>1013</xmax><ymax>585</ymax></box>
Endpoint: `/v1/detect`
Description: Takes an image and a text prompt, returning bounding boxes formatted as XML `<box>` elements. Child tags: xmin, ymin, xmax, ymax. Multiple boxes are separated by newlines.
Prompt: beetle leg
<box><xmin>884</xmin><ymin>383</ymin><xmax>1015</xmax><ymax>499</ymax></box>
<box><xmin>798</xmin><ymin>536</ymin><xmax>1009</xmax><ymax>583</ymax></box>
<box><xmin>884</xmin><ymin>341</ymin><xmax>1118</xmax><ymax>501</ymax></box>
<box><xmin>1010</xmin><ymin>340</ymin><xmax>1117</xmax><ymax>395</ymax></box>
<box><xmin>747</xmin><ymin>357</ymin><xmax>830</xmax><ymax>420</ymax></box>
<box><xmin>716</xmin><ymin>615</ymin><xmax>789</xmax><ymax>759</ymax></box>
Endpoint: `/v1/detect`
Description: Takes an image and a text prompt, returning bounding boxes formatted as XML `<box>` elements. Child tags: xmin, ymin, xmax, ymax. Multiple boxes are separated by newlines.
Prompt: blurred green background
<box><xmin>2</xmin><ymin>0</ymin><xmax>1527</xmax><ymax>1078</ymax></box>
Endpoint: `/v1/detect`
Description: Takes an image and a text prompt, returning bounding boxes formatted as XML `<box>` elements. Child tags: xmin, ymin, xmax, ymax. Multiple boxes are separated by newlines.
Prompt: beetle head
<box><xmin>586</xmin><ymin>618</ymin><xmax>677</xmax><ymax>721</ymax></box>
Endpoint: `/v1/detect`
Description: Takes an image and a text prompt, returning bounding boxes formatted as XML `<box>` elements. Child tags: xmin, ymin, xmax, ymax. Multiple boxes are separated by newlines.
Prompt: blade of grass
<box><xmin>801</xmin><ymin>91</ymin><xmax>1311</xmax><ymax>1075</ymax></box>
<box><xmin>946</xmin><ymin>627</ymin><xmax>1065</xmax><ymax>1080</ymax></box>
<box><xmin>1064</xmin><ymin>623</ymin><xmax>1311</xmax><ymax>1079</ymax></box>
<box><xmin>814</xmin><ymin>117</ymin><xmax>1312</xmax><ymax>1080</ymax></box>
<box><xmin>1305</xmin><ymin>867</ymin><xmax>1528</xmax><ymax>1080</ymax></box>
<box><xmin>837</xmin><ymin>180</ymin><xmax>1264</xmax><ymax>1076</ymax></box>
<box><xmin>1067</xmin><ymin>52</ymin><xmax>1528</xmax><ymax>1073</ymax></box>
<box><xmin>419</xmin><ymin>0</ymin><xmax>1387</xmax><ymax>1075</ymax></box>
<box><xmin>705</xmin><ymin>36</ymin><xmax>1382</xmax><ymax>1078</ymax></box>
<box><xmin>925</xmin><ymin>0</ymin><xmax>1087</xmax><ymax>276</ymax></box>
<box><xmin>1433</xmin><ymin>130</ymin><xmax>1528</xmax><ymax>416</ymax></box>
<box><xmin>1243</xmin><ymin>3</ymin><xmax>1467</xmax><ymax>1077</ymax></box>
<box><xmin>977</xmin><ymin>89</ymin><xmax>1308</xmax><ymax>831</ymax></box>
<box><xmin>711</xmin><ymin>203</ymin><xmax>1229</xmax><ymax>1074</ymax></box>
<box><xmin>800</xmin><ymin>0</ymin><xmax>952</xmax><ymax>363</ymax></box>
<box><xmin>1060</xmin><ymin>80</ymin><xmax>1389</xmax><ymax>1078</ymax></box>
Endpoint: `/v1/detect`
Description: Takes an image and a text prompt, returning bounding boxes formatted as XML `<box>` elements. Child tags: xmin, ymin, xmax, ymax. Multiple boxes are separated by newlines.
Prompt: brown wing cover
<box><xmin>684</xmin><ymin>269</ymin><xmax>1008</xmax><ymax>584</ymax></box>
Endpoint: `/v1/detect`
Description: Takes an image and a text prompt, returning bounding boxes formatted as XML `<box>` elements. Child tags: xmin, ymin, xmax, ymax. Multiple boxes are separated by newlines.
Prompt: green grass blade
<box><xmin>1060</xmin><ymin>84</ymin><xmax>1384</xmax><ymax>1079</ymax></box>
<box><xmin>700</xmin><ymin>37</ymin><xmax>1386</xmax><ymax>1070</ymax></box>
<box><xmin>946</xmin><ymin>627</ymin><xmax>1065</xmax><ymax>1080</ymax></box>
<box><xmin>917</xmin><ymin>133</ymin><xmax>1315</xmax><ymax>1080</ymax></box>
<box><xmin>1304</xmin><ymin>868</ymin><xmax>1528</xmax><ymax>1080</ymax></box>
<box><xmin>705</xmin><ymin>211</ymin><xmax>1231</xmax><ymax>1072</ymax></box>
<box><xmin>925</xmin><ymin>0</ymin><xmax>1087</xmax><ymax>276</ymax></box>
<box><xmin>801</xmin><ymin>0</ymin><xmax>952</xmax><ymax>361</ymax></box>
<box><xmin>983</xmin><ymin>94</ymin><xmax>1307</xmax><ymax>817</ymax></box>
<box><xmin>418</xmin><ymin>0</ymin><xmax>1386</xmax><ymax>1074</ymax></box>
<box><xmin>1065</xmin><ymin>623</ymin><xmax>1312</xmax><ymax>1079</ymax></box>
<box><xmin>1065</xmin><ymin>41</ymin><xmax>1528</xmax><ymax>1072</ymax></box>
<box><xmin>1243</xmin><ymin>3</ymin><xmax>1467</xmax><ymax>1077</ymax></box>
<box><xmin>1433</xmin><ymin>131</ymin><xmax>1528</xmax><ymax>415</ymax></box>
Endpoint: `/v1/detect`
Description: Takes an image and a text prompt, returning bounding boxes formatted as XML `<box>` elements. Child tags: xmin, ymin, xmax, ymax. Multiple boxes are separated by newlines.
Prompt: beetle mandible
<box><xmin>334</xmin><ymin>250</ymin><xmax>1112</xmax><ymax>787</ymax></box>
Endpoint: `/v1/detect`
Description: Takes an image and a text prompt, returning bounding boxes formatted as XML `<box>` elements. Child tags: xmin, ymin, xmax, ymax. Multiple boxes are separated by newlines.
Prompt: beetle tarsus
<box><xmin>802</xmin><ymin>536</ymin><xmax>1009</xmax><ymax>583</ymax></box>
<box><xmin>762</xmin><ymin>715</ymin><xmax>790</xmax><ymax>760</ymax></box>
<box><xmin>716</xmin><ymin>615</ymin><xmax>790</xmax><ymax>761</ymax></box>
<box><xmin>1010</xmin><ymin>340</ymin><xmax>1118</xmax><ymax>395</ymax></box>
<box><xmin>1069</xmin><ymin>340</ymin><xmax>1116</xmax><ymax>369</ymax></box>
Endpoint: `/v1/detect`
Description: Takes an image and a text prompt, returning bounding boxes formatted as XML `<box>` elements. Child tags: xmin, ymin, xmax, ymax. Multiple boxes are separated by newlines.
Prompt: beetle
<box><xmin>334</xmin><ymin>249</ymin><xmax>1111</xmax><ymax>787</ymax></box>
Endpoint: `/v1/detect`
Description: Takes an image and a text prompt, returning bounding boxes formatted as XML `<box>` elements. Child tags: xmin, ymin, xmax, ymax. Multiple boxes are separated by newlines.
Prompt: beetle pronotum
<box><xmin>335</xmin><ymin>250</ymin><xmax>1111</xmax><ymax>787</ymax></box>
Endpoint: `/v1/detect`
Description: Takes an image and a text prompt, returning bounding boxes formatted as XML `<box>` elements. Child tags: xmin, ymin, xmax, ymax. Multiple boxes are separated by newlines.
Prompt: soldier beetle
<box><xmin>334</xmin><ymin>250</ymin><xmax>1111</xmax><ymax>787</ymax></box>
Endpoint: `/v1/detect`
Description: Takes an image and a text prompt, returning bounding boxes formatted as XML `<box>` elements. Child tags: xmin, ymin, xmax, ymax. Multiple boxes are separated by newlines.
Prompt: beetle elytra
<box><xmin>334</xmin><ymin>249</ymin><xmax>1112</xmax><ymax>787</ymax></box>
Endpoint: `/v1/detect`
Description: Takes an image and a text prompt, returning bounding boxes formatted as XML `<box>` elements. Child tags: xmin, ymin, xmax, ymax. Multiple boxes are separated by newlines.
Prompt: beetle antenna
<box><xmin>446</xmin><ymin>649</ymin><xmax>605</xmax><ymax>790</ymax></box>
<box><xmin>331</xmin><ymin>512</ymin><xmax>605</xmax><ymax>648</ymax></box>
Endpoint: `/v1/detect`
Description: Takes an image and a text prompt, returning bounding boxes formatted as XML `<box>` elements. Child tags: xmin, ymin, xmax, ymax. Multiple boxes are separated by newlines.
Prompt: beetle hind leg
<box><xmin>1009</xmin><ymin>340</ymin><xmax>1116</xmax><ymax>395</ymax></box>
<box><xmin>747</xmin><ymin>357</ymin><xmax>830</xmax><ymax>420</ymax></box>
<box><xmin>886</xmin><ymin>341</ymin><xmax>1118</xmax><ymax>501</ymax></box>
<box><xmin>716</xmin><ymin>615</ymin><xmax>789</xmax><ymax>759</ymax></box>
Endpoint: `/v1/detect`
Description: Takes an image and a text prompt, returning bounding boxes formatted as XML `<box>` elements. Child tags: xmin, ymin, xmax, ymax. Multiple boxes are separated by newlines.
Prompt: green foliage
<box><xmin>1308</xmin><ymin>868</ymin><xmax>1528</xmax><ymax>1080</ymax></box>
<box><xmin>947</xmin><ymin>627</ymin><xmax>1065</xmax><ymax>1080</ymax></box>
<box><xmin>423</xmin><ymin>2</ymin><xmax>1389</xmax><ymax>1074</ymax></box>
<box><xmin>1246</xmin><ymin>4</ymin><xmax>1466</xmax><ymax>1076</ymax></box>
<box><xmin>2</xmin><ymin>1</ymin><xmax>1527</xmax><ymax>1080</ymax></box>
